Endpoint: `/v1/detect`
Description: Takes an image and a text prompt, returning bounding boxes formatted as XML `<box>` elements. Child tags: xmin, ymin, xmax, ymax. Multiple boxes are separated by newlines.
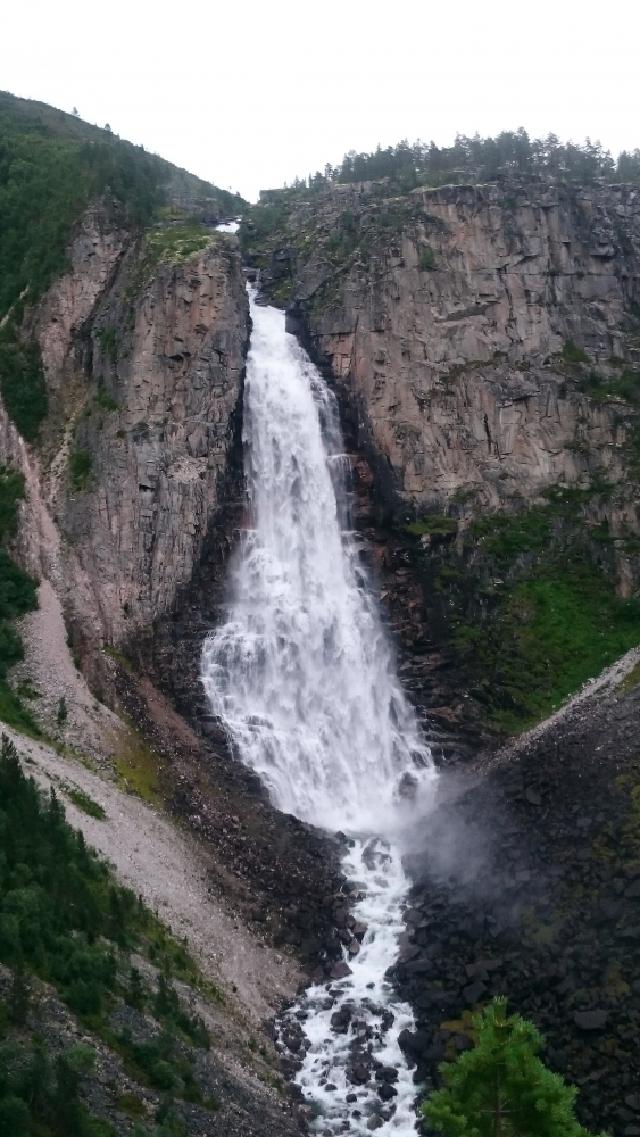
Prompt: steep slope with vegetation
<box><xmin>244</xmin><ymin>131</ymin><xmax>640</xmax><ymax>737</ymax></box>
<box><xmin>0</xmin><ymin>734</ymin><xmax>300</xmax><ymax>1137</ymax></box>
<box><xmin>0</xmin><ymin>90</ymin><xmax>248</xmax><ymax>724</ymax></box>
<box><xmin>0</xmin><ymin>93</ymin><xmax>348</xmax><ymax>1134</ymax></box>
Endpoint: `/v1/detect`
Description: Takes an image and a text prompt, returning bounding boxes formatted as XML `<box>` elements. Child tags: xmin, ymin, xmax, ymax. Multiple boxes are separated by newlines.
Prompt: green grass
<box><xmin>619</xmin><ymin>660</ymin><xmax>640</xmax><ymax>693</ymax></box>
<box><xmin>418</xmin><ymin>485</ymin><xmax>640</xmax><ymax>733</ymax></box>
<box><xmin>115</xmin><ymin>728</ymin><xmax>162</xmax><ymax>805</ymax></box>
<box><xmin>128</xmin><ymin>221</ymin><xmax>215</xmax><ymax>297</ymax></box>
<box><xmin>64</xmin><ymin>785</ymin><xmax>107</xmax><ymax>821</ymax></box>
<box><xmin>471</xmin><ymin>504</ymin><xmax>553</xmax><ymax>559</ymax></box>
<box><xmin>451</xmin><ymin>558</ymin><xmax>640</xmax><ymax>731</ymax></box>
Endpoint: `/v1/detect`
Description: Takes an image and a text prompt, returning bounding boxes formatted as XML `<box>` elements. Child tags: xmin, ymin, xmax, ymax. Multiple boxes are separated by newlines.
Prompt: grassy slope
<box><xmin>406</xmin><ymin>487</ymin><xmax>640</xmax><ymax>733</ymax></box>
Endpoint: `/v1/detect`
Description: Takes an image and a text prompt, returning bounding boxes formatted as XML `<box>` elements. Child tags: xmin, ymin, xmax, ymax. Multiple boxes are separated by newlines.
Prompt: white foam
<box><xmin>201</xmin><ymin>288</ymin><xmax>436</xmax><ymax>1133</ymax></box>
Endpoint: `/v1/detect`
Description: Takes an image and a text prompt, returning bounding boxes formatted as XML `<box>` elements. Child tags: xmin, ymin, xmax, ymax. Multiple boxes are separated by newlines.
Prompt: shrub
<box><xmin>418</xmin><ymin>246</ymin><xmax>436</xmax><ymax>271</ymax></box>
<box><xmin>69</xmin><ymin>448</ymin><xmax>92</xmax><ymax>491</ymax></box>
<box><xmin>562</xmin><ymin>339</ymin><xmax>589</xmax><ymax>365</ymax></box>
<box><xmin>0</xmin><ymin>333</ymin><xmax>48</xmax><ymax>442</ymax></box>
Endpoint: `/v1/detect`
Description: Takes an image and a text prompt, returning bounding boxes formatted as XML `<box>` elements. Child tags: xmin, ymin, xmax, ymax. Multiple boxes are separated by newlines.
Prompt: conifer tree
<box><xmin>422</xmin><ymin>997</ymin><xmax>608</xmax><ymax>1137</ymax></box>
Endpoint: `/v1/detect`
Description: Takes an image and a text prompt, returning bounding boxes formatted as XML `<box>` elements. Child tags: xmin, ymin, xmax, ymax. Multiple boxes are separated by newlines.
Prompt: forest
<box><xmin>287</xmin><ymin>128</ymin><xmax>640</xmax><ymax>193</ymax></box>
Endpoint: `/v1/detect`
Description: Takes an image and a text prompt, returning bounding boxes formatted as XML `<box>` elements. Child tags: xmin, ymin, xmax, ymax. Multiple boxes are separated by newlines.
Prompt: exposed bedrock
<box><xmin>270</xmin><ymin>180</ymin><xmax>640</xmax><ymax>513</ymax></box>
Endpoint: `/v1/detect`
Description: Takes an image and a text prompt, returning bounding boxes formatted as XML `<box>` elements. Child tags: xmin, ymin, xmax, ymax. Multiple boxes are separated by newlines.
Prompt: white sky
<box><xmin>3</xmin><ymin>0</ymin><xmax>639</xmax><ymax>201</ymax></box>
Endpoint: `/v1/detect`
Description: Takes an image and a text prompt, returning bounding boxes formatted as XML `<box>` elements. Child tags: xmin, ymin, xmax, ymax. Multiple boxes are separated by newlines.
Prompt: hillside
<box><xmin>2</xmin><ymin>102</ymin><xmax>640</xmax><ymax>1136</ymax></box>
<box><xmin>0</xmin><ymin>95</ymin><xmax>340</xmax><ymax>1136</ymax></box>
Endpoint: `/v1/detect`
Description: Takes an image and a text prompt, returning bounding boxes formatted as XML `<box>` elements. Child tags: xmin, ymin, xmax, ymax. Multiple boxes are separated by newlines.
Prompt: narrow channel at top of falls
<box><xmin>201</xmin><ymin>287</ymin><xmax>436</xmax><ymax>1134</ymax></box>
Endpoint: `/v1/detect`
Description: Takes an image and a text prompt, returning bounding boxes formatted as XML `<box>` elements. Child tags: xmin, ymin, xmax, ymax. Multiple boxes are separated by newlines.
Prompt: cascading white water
<box><xmin>201</xmin><ymin>289</ymin><xmax>436</xmax><ymax>1134</ymax></box>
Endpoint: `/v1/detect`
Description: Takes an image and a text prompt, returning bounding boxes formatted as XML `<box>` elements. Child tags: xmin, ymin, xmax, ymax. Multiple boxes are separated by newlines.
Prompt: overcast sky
<box><xmin>3</xmin><ymin>0</ymin><xmax>640</xmax><ymax>201</ymax></box>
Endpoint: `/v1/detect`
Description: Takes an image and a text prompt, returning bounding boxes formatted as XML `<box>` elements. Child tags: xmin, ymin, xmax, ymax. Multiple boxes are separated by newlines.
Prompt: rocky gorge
<box><xmin>1</xmin><ymin>94</ymin><xmax>640</xmax><ymax>1136</ymax></box>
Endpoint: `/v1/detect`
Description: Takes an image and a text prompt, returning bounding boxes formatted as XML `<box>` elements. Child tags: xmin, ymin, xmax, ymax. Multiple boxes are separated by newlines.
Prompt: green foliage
<box><xmin>468</xmin><ymin>569</ymin><xmax>640</xmax><ymax>731</ymax></box>
<box><xmin>419</xmin><ymin>487</ymin><xmax>640</xmax><ymax>732</ymax></box>
<box><xmin>0</xmin><ymin>91</ymin><xmax>243</xmax><ymax>322</ymax></box>
<box><xmin>406</xmin><ymin>515</ymin><xmax>457</xmax><ymax>537</ymax></box>
<box><xmin>0</xmin><ymin>466</ymin><xmax>25</xmax><ymax>541</ymax></box>
<box><xmin>96</xmin><ymin>327</ymin><xmax>118</xmax><ymax>364</ymax></box>
<box><xmin>0</xmin><ymin>1035</ymin><xmax>118</xmax><ymax>1137</ymax></box>
<box><xmin>0</xmin><ymin>464</ymin><xmax>38</xmax><ymax>731</ymax></box>
<box><xmin>471</xmin><ymin>505</ymin><xmax>555</xmax><ymax>560</ymax></box>
<box><xmin>578</xmin><ymin>369</ymin><xmax>640</xmax><ymax>405</ymax></box>
<box><xmin>562</xmin><ymin>340</ymin><xmax>590</xmax><ymax>365</ymax></box>
<box><xmin>450</xmin><ymin>493</ymin><xmax>640</xmax><ymax>728</ymax></box>
<box><xmin>65</xmin><ymin>785</ymin><xmax>107</xmax><ymax>821</ymax></box>
<box><xmin>288</xmin><ymin>129</ymin><xmax>637</xmax><ymax>195</ymax></box>
<box><xmin>240</xmin><ymin>197</ymin><xmax>293</xmax><ymax>256</ymax></box>
<box><xmin>0</xmin><ymin>332</ymin><xmax>48</xmax><ymax>442</ymax></box>
<box><xmin>95</xmin><ymin>388</ymin><xmax>119</xmax><ymax>411</ymax></box>
<box><xmin>56</xmin><ymin>695</ymin><xmax>67</xmax><ymax>725</ymax></box>
<box><xmin>423</xmin><ymin>998</ymin><xmax>606</xmax><ymax>1137</ymax></box>
<box><xmin>128</xmin><ymin>222</ymin><xmax>215</xmax><ymax>297</ymax></box>
<box><xmin>0</xmin><ymin>735</ymin><xmax>201</xmax><ymax>1017</ymax></box>
<box><xmin>69</xmin><ymin>448</ymin><xmax>92</xmax><ymax>491</ymax></box>
<box><xmin>418</xmin><ymin>245</ymin><xmax>436</xmax><ymax>271</ymax></box>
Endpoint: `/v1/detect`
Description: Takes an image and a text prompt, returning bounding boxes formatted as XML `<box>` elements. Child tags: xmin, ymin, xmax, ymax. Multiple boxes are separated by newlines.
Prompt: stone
<box><xmin>330</xmin><ymin>961</ymin><xmax>352</xmax><ymax>980</ymax></box>
<box><xmin>573</xmin><ymin>1010</ymin><xmax>609</xmax><ymax>1031</ymax></box>
<box><xmin>378</xmin><ymin>1083</ymin><xmax>398</xmax><ymax>1102</ymax></box>
<box><xmin>375</xmin><ymin>1066</ymin><xmax>399</xmax><ymax>1083</ymax></box>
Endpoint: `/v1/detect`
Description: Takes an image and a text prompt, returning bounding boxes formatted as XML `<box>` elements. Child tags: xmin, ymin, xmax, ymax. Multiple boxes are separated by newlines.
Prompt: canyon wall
<box><xmin>251</xmin><ymin>180</ymin><xmax>640</xmax><ymax>734</ymax></box>
<box><xmin>268</xmin><ymin>180</ymin><xmax>639</xmax><ymax>511</ymax></box>
<box><xmin>36</xmin><ymin>205</ymin><xmax>247</xmax><ymax>655</ymax></box>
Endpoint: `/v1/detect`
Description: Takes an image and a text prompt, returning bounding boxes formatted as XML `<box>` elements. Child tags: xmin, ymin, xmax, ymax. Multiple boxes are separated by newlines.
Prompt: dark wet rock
<box><xmin>350</xmin><ymin>1063</ymin><xmax>370</xmax><ymax>1086</ymax></box>
<box><xmin>331</xmin><ymin>1007</ymin><xmax>352</xmax><ymax>1034</ymax></box>
<box><xmin>375</xmin><ymin>1066</ymin><xmax>399</xmax><ymax>1084</ymax></box>
<box><xmin>330</xmin><ymin>961</ymin><xmax>352</xmax><ymax>980</ymax></box>
<box><xmin>573</xmin><ymin>1010</ymin><xmax>609</xmax><ymax>1032</ymax></box>
<box><xmin>378</xmin><ymin>1083</ymin><xmax>398</xmax><ymax>1102</ymax></box>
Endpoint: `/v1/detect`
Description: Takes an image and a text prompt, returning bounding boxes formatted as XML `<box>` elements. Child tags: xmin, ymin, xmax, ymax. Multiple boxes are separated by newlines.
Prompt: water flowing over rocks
<box><xmin>201</xmin><ymin>291</ymin><xmax>437</xmax><ymax>1133</ymax></box>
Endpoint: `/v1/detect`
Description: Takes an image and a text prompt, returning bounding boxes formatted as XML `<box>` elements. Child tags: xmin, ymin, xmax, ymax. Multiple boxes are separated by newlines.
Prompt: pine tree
<box><xmin>422</xmin><ymin>998</ymin><xmax>608</xmax><ymax>1137</ymax></box>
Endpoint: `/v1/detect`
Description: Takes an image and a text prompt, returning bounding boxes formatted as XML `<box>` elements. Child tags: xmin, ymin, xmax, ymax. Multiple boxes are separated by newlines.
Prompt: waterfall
<box><xmin>201</xmin><ymin>289</ymin><xmax>435</xmax><ymax>1134</ymax></box>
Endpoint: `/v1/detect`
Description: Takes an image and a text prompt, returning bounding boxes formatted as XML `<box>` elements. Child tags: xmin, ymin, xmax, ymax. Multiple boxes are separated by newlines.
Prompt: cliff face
<box><xmin>57</xmin><ymin>214</ymin><xmax>247</xmax><ymax>652</ymax></box>
<box><xmin>251</xmin><ymin>180</ymin><xmax>640</xmax><ymax>735</ymax></box>
<box><xmin>3</xmin><ymin>205</ymin><xmax>248</xmax><ymax>669</ymax></box>
<box><xmin>271</xmin><ymin>181</ymin><xmax>640</xmax><ymax>513</ymax></box>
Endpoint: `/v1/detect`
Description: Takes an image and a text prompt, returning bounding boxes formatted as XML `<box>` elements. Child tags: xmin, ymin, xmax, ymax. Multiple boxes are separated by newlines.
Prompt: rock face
<box><xmin>1</xmin><ymin>203</ymin><xmax>248</xmax><ymax>663</ymax></box>
<box><xmin>44</xmin><ymin>211</ymin><xmax>248</xmax><ymax>657</ymax></box>
<box><xmin>264</xmin><ymin>179</ymin><xmax>640</xmax><ymax>512</ymax></box>
<box><xmin>253</xmin><ymin>180</ymin><xmax>640</xmax><ymax>739</ymax></box>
